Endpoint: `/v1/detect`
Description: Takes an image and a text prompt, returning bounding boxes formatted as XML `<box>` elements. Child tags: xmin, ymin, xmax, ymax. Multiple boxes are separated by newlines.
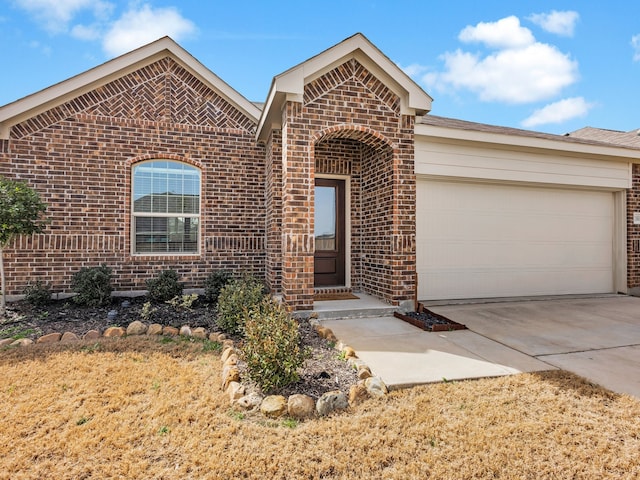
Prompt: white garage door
<box><xmin>416</xmin><ymin>179</ymin><xmax>615</xmax><ymax>300</ymax></box>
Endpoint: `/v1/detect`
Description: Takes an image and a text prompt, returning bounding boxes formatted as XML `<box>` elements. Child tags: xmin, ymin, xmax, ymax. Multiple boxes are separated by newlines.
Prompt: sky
<box><xmin>1</xmin><ymin>0</ymin><xmax>639</xmax><ymax>135</ymax></box>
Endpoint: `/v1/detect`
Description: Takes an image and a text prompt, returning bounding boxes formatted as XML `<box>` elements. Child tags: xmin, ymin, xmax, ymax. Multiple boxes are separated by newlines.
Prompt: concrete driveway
<box><xmin>429</xmin><ymin>295</ymin><xmax>640</xmax><ymax>397</ymax></box>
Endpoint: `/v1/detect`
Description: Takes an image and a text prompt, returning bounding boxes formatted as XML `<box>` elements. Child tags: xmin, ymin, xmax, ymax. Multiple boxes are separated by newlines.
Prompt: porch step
<box><xmin>310</xmin><ymin>291</ymin><xmax>399</xmax><ymax>320</ymax></box>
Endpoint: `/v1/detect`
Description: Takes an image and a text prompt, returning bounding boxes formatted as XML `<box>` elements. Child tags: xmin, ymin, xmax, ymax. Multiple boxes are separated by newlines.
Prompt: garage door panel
<box><xmin>417</xmin><ymin>180</ymin><xmax>614</xmax><ymax>300</ymax></box>
<box><xmin>421</xmin><ymin>241</ymin><xmax>612</xmax><ymax>269</ymax></box>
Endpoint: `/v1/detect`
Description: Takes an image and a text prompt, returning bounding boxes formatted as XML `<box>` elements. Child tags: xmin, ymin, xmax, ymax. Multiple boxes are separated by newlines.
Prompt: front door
<box><xmin>314</xmin><ymin>178</ymin><xmax>345</xmax><ymax>286</ymax></box>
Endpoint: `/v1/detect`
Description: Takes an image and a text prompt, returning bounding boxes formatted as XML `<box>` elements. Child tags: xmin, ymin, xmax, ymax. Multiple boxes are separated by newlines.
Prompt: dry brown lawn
<box><xmin>1</xmin><ymin>336</ymin><xmax>639</xmax><ymax>479</ymax></box>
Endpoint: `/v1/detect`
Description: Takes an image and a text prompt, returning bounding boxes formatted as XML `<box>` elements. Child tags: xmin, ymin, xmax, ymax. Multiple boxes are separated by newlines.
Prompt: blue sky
<box><xmin>1</xmin><ymin>0</ymin><xmax>639</xmax><ymax>135</ymax></box>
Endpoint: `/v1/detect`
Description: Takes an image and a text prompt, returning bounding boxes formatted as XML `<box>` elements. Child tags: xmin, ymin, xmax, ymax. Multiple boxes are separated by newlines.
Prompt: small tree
<box><xmin>0</xmin><ymin>177</ymin><xmax>48</xmax><ymax>312</ymax></box>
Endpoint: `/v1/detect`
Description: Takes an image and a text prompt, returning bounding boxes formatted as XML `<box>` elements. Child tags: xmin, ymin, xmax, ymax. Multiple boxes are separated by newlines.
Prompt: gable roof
<box><xmin>256</xmin><ymin>33</ymin><xmax>432</xmax><ymax>142</ymax></box>
<box><xmin>567</xmin><ymin>126</ymin><xmax>640</xmax><ymax>148</ymax></box>
<box><xmin>0</xmin><ymin>37</ymin><xmax>262</xmax><ymax>139</ymax></box>
<box><xmin>417</xmin><ymin>115</ymin><xmax>640</xmax><ymax>160</ymax></box>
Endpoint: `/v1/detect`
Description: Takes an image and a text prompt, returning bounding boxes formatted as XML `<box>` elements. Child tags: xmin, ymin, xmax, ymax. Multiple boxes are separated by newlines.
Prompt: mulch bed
<box><xmin>1</xmin><ymin>296</ymin><xmax>359</xmax><ymax>400</ymax></box>
<box><xmin>394</xmin><ymin>308</ymin><xmax>467</xmax><ymax>332</ymax></box>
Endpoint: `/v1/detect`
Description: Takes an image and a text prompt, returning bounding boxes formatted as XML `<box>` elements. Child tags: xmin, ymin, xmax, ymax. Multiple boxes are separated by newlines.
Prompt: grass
<box><xmin>1</xmin><ymin>336</ymin><xmax>640</xmax><ymax>479</ymax></box>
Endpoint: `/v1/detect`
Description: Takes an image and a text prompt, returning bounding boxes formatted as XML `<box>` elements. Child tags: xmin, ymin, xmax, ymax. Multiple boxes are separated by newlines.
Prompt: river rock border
<box><xmin>0</xmin><ymin>319</ymin><xmax>389</xmax><ymax>420</ymax></box>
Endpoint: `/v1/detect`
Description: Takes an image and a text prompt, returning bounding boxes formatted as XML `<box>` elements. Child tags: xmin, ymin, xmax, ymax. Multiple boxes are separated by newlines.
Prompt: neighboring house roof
<box><xmin>567</xmin><ymin>126</ymin><xmax>640</xmax><ymax>148</ymax></box>
<box><xmin>417</xmin><ymin>114</ymin><xmax>640</xmax><ymax>160</ymax></box>
<box><xmin>0</xmin><ymin>36</ymin><xmax>262</xmax><ymax>139</ymax></box>
<box><xmin>256</xmin><ymin>32</ymin><xmax>433</xmax><ymax>142</ymax></box>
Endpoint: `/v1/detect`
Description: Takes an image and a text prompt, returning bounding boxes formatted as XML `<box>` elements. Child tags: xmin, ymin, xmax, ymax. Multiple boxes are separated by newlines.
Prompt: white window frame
<box><xmin>131</xmin><ymin>160</ymin><xmax>201</xmax><ymax>255</ymax></box>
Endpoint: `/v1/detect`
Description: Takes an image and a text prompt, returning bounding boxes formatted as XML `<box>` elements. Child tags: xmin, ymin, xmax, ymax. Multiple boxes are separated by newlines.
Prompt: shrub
<box><xmin>203</xmin><ymin>270</ymin><xmax>233</xmax><ymax>305</ymax></box>
<box><xmin>241</xmin><ymin>298</ymin><xmax>309</xmax><ymax>393</ymax></box>
<box><xmin>166</xmin><ymin>293</ymin><xmax>198</xmax><ymax>310</ymax></box>
<box><xmin>215</xmin><ymin>274</ymin><xmax>265</xmax><ymax>335</ymax></box>
<box><xmin>71</xmin><ymin>265</ymin><xmax>113</xmax><ymax>307</ymax></box>
<box><xmin>23</xmin><ymin>280</ymin><xmax>51</xmax><ymax>307</ymax></box>
<box><xmin>146</xmin><ymin>269</ymin><xmax>183</xmax><ymax>302</ymax></box>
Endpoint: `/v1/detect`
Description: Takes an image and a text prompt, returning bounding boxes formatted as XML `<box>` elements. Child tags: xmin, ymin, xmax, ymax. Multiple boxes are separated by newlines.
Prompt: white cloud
<box><xmin>632</xmin><ymin>34</ymin><xmax>640</xmax><ymax>61</ymax></box>
<box><xmin>415</xmin><ymin>16</ymin><xmax>579</xmax><ymax>105</ymax></box>
<box><xmin>521</xmin><ymin>97</ymin><xmax>593</xmax><ymax>127</ymax></box>
<box><xmin>70</xmin><ymin>24</ymin><xmax>101</xmax><ymax>41</ymax></box>
<box><xmin>401</xmin><ymin>63</ymin><xmax>430</xmax><ymax>77</ymax></box>
<box><xmin>459</xmin><ymin>16</ymin><xmax>534</xmax><ymax>49</ymax></box>
<box><xmin>102</xmin><ymin>4</ymin><xmax>196</xmax><ymax>57</ymax></box>
<box><xmin>423</xmin><ymin>42</ymin><xmax>578</xmax><ymax>104</ymax></box>
<box><xmin>14</xmin><ymin>0</ymin><xmax>113</xmax><ymax>33</ymax></box>
<box><xmin>528</xmin><ymin>10</ymin><xmax>579</xmax><ymax>37</ymax></box>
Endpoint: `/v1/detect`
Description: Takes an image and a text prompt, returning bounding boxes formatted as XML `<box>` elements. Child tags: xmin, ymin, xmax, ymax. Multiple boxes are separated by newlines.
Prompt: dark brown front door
<box><xmin>314</xmin><ymin>178</ymin><xmax>345</xmax><ymax>287</ymax></box>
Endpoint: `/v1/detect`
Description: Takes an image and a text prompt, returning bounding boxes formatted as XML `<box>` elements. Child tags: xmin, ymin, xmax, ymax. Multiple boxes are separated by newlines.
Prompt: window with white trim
<box><xmin>132</xmin><ymin>160</ymin><xmax>200</xmax><ymax>254</ymax></box>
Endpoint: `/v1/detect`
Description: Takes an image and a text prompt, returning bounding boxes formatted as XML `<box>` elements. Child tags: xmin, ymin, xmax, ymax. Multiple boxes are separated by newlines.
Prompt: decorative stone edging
<box><xmin>0</xmin><ymin>319</ymin><xmax>389</xmax><ymax>421</ymax></box>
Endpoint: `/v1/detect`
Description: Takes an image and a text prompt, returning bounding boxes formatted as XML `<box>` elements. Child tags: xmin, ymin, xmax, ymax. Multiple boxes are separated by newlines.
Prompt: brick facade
<box><xmin>627</xmin><ymin>164</ymin><xmax>640</xmax><ymax>291</ymax></box>
<box><xmin>2</xmin><ymin>57</ymin><xmax>266</xmax><ymax>295</ymax></box>
<box><xmin>275</xmin><ymin>59</ymin><xmax>416</xmax><ymax>309</ymax></box>
<box><xmin>4</xmin><ymin>35</ymin><xmax>636</xmax><ymax>307</ymax></box>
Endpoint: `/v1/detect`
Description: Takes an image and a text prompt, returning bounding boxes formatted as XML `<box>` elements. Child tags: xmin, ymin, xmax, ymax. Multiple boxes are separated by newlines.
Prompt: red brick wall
<box><xmin>278</xmin><ymin>58</ymin><xmax>416</xmax><ymax>309</ymax></box>
<box><xmin>2</xmin><ymin>57</ymin><xmax>266</xmax><ymax>296</ymax></box>
<box><xmin>628</xmin><ymin>164</ymin><xmax>640</xmax><ymax>290</ymax></box>
<box><xmin>265</xmin><ymin>129</ymin><xmax>283</xmax><ymax>292</ymax></box>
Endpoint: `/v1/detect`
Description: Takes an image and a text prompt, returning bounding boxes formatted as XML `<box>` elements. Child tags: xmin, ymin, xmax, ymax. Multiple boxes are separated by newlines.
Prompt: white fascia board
<box><xmin>415</xmin><ymin>123</ymin><xmax>640</xmax><ymax>162</ymax></box>
<box><xmin>0</xmin><ymin>37</ymin><xmax>261</xmax><ymax>139</ymax></box>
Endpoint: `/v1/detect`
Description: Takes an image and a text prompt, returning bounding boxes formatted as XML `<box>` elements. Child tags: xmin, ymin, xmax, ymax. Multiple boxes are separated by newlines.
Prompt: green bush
<box><xmin>215</xmin><ymin>274</ymin><xmax>265</xmax><ymax>335</ymax></box>
<box><xmin>71</xmin><ymin>265</ymin><xmax>113</xmax><ymax>307</ymax></box>
<box><xmin>241</xmin><ymin>298</ymin><xmax>309</xmax><ymax>393</ymax></box>
<box><xmin>203</xmin><ymin>270</ymin><xmax>233</xmax><ymax>305</ymax></box>
<box><xmin>23</xmin><ymin>280</ymin><xmax>51</xmax><ymax>307</ymax></box>
<box><xmin>146</xmin><ymin>269</ymin><xmax>183</xmax><ymax>302</ymax></box>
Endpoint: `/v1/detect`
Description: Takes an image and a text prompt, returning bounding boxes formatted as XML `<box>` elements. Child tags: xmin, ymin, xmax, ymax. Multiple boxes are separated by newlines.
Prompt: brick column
<box><xmin>281</xmin><ymin>102</ymin><xmax>314</xmax><ymax>310</ymax></box>
<box><xmin>390</xmin><ymin>115</ymin><xmax>417</xmax><ymax>308</ymax></box>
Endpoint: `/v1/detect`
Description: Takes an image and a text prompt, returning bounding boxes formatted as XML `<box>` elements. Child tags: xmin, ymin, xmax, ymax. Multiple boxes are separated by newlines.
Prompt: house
<box><xmin>2</xmin><ymin>33</ymin><xmax>640</xmax><ymax>311</ymax></box>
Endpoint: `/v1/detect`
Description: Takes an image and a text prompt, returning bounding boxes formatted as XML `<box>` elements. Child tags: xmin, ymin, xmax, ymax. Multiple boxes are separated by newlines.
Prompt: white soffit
<box><xmin>0</xmin><ymin>37</ymin><xmax>262</xmax><ymax>139</ymax></box>
<box><xmin>256</xmin><ymin>33</ymin><xmax>433</xmax><ymax>142</ymax></box>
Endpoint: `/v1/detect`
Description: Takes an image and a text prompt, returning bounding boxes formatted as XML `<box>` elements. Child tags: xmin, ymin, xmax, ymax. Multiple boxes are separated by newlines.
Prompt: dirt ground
<box><xmin>1</xmin><ymin>336</ymin><xmax>639</xmax><ymax>479</ymax></box>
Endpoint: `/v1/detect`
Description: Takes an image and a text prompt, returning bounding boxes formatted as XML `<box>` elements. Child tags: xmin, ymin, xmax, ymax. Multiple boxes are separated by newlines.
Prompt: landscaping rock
<box><xmin>222</xmin><ymin>339</ymin><xmax>234</xmax><ymax>349</ymax></box>
<box><xmin>103</xmin><ymin>327</ymin><xmax>125</xmax><ymax>338</ymax></box>
<box><xmin>179</xmin><ymin>325</ymin><xmax>192</xmax><ymax>337</ymax></box>
<box><xmin>162</xmin><ymin>326</ymin><xmax>179</xmax><ymax>336</ymax></box>
<box><xmin>192</xmin><ymin>327</ymin><xmax>207</xmax><ymax>339</ymax></box>
<box><xmin>325</xmin><ymin>331</ymin><xmax>338</xmax><ymax>342</ymax></box>
<box><xmin>126</xmin><ymin>321</ymin><xmax>147</xmax><ymax>336</ymax></box>
<box><xmin>315</xmin><ymin>326</ymin><xmax>330</xmax><ymax>338</ymax></box>
<box><xmin>208</xmin><ymin>333</ymin><xmax>219</xmax><ymax>342</ymax></box>
<box><xmin>0</xmin><ymin>338</ymin><xmax>13</xmax><ymax>347</ymax></box>
<box><xmin>357</xmin><ymin>366</ymin><xmax>372</xmax><ymax>380</ymax></box>
<box><xmin>37</xmin><ymin>332</ymin><xmax>62</xmax><ymax>344</ymax></box>
<box><xmin>365</xmin><ymin>377</ymin><xmax>388</xmax><ymax>398</ymax></box>
<box><xmin>226</xmin><ymin>381</ymin><xmax>246</xmax><ymax>404</ymax></box>
<box><xmin>221</xmin><ymin>346</ymin><xmax>235</xmax><ymax>363</ymax></box>
<box><xmin>349</xmin><ymin>382</ymin><xmax>369</xmax><ymax>406</ymax></box>
<box><xmin>216</xmin><ymin>333</ymin><xmax>227</xmax><ymax>342</ymax></box>
<box><xmin>287</xmin><ymin>394</ymin><xmax>316</xmax><ymax>419</ymax></box>
<box><xmin>147</xmin><ymin>324</ymin><xmax>163</xmax><ymax>335</ymax></box>
<box><xmin>316</xmin><ymin>390</ymin><xmax>348</xmax><ymax>416</ymax></box>
<box><xmin>342</xmin><ymin>346</ymin><xmax>357</xmax><ymax>359</ymax></box>
<box><xmin>260</xmin><ymin>395</ymin><xmax>287</xmax><ymax>418</ymax></box>
<box><xmin>237</xmin><ymin>392</ymin><xmax>263</xmax><ymax>411</ymax></box>
<box><xmin>222</xmin><ymin>365</ymin><xmax>240</xmax><ymax>391</ymax></box>
<box><xmin>11</xmin><ymin>338</ymin><xmax>34</xmax><ymax>347</ymax></box>
<box><xmin>223</xmin><ymin>354</ymin><xmax>238</xmax><ymax>367</ymax></box>
<box><xmin>60</xmin><ymin>332</ymin><xmax>79</xmax><ymax>343</ymax></box>
<box><xmin>83</xmin><ymin>330</ymin><xmax>101</xmax><ymax>340</ymax></box>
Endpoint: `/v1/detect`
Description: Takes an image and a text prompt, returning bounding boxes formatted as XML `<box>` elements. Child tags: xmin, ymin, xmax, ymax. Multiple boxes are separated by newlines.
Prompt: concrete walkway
<box><xmin>320</xmin><ymin>295</ymin><xmax>640</xmax><ymax>397</ymax></box>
